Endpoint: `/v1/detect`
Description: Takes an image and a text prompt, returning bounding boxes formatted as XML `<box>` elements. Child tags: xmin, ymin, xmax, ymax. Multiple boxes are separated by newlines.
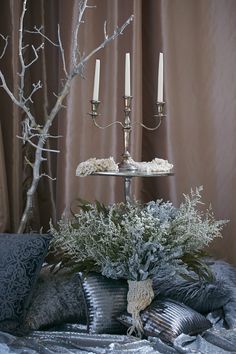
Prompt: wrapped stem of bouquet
<box><xmin>127</xmin><ymin>279</ymin><xmax>154</xmax><ymax>336</ymax></box>
<box><xmin>49</xmin><ymin>187</ymin><xmax>228</xmax><ymax>337</ymax></box>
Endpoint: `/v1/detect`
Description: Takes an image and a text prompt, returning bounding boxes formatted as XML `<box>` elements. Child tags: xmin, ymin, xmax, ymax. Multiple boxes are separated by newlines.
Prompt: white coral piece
<box><xmin>130</xmin><ymin>158</ymin><xmax>173</xmax><ymax>173</ymax></box>
<box><xmin>76</xmin><ymin>157</ymin><xmax>119</xmax><ymax>176</ymax></box>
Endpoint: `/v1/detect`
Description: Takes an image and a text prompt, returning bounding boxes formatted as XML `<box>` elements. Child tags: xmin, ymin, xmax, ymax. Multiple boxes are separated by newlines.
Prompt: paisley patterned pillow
<box><xmin>0</xmin><ymin>233</ymin><xmax>51</xmax><ymax>334</ymax></box>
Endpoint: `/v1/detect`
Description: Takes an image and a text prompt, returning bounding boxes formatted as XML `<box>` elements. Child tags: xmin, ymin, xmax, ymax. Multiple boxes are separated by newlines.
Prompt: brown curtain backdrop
<box><xmin>0</xmin><ymin>0</ymin><xmax>235</xmax><ymax>265</ymax></box>
<box><xmin>160</xmin><ymin>0</ymin><xmax>236</xmax><ymax>265</ymax></box>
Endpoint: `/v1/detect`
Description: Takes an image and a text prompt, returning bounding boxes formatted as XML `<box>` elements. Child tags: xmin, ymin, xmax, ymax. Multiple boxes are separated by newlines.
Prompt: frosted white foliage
<box><xmin>129</xmin><ymin>158</ymin><xmax>173</xmax><ymax>173</ymax></box>
<box><xmin>76</xmin><ymin>157</ymin><xmax>119</xmax><ymax>176</ymax></box>
<box><xmin>50</xmin><ymin>187</ymin><xmax>228</xmax><ymax>281</ymax></box>
<box><xmin>76</xmin><ymin>156</ymin><xmax>173</xmax><ymax>176</ymax></box>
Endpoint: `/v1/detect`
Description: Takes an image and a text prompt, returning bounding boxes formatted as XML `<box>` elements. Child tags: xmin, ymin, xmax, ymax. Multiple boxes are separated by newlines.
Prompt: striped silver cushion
<box><xmin>80</xmin><ymin>273</ymin><xmax>128</xmax><ymax>334</ymax></box>
<box><xmin>118</xmin><ymin>299</ymin><xmax>212</xmax><ymax>343</ymax></box>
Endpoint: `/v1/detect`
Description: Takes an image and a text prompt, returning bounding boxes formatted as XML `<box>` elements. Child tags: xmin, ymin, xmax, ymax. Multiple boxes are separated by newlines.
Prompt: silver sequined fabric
<box><xmin>0</xmin><ymin>325</ymin><xmax>236</xmax><ymax>353</ymax></box>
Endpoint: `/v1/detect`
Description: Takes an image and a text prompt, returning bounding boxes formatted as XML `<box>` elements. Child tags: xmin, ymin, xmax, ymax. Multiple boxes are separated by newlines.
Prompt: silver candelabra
<box><xmin>89</xmin><ymin>96</ymin><xmax>166</xmax><ymax>172</ymax></box>
<box><xmin>87</xmin><ymin>97</ymin><xmax>169</xmax><ymax>202</ymax></box>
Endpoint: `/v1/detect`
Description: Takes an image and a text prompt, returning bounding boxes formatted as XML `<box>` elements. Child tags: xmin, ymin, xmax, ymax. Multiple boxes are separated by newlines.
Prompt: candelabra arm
<box><xmin>140</xmin><ymin>119</ymin><xmax>163</xmax><ymax>131</ymax></box>
<box><xmin>139</xmin><ymin>101</ymin><xmax>166</xmax><ymax>131</ymax></box>
<box><xmin>92</xmin><ymin>119</ymin><xmax>124</xmax><ymax>130</ymax></box>
<box><xmin>89</xmin><ymin>99</ymin><xmax>125</xmax><ymax>129</ymax></box>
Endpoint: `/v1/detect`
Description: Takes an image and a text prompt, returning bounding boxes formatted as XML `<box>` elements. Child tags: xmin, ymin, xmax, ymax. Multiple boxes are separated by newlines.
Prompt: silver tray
<box><xmin>92</xmin><ymin>171</ymin><xmax>174</xmax><ymax>178</ymax></box>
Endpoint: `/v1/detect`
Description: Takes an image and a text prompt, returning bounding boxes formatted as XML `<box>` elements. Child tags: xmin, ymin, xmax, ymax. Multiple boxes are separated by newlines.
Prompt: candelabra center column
<box><xmin>119</xmin><ymin>96</ymin><xmax>137</xmax><ymax>171</ymax></box>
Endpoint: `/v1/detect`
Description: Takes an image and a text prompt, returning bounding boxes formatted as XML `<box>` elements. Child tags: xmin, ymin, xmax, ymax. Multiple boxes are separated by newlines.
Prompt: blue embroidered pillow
<box><xmin>0</xmin><ymin>233</ymin><xmax>51</xmax><ymax>334</ymax></box>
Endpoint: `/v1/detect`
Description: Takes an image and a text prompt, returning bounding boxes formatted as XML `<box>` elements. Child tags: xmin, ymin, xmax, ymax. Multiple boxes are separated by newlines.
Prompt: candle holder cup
<box><xmin>90</xmin><ymin>100</ymin><xmax>100</xmax><ymax>117</ymax></box>
<box><xmin>156</xmin><ymin>101</ymin><xmax>165</xmax><ymax>117</ymax></box>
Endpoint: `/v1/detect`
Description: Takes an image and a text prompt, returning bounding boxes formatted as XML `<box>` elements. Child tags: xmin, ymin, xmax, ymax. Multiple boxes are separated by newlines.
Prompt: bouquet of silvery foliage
<box><xmin>50</xmin><ymin>186</ymin><xmax>227</xmax><ymax>281</ymax></box>
<box><xmin>49</xmin><ymin>186</ymin><xmax>228</xmax><ymax>335</ymax></box>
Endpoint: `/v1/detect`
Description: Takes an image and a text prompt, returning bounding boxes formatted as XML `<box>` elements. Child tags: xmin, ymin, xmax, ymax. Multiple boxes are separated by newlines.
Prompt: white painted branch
<box><xmin>40</xmin><ymin>173</ymin><xmax>56</xmax><ymax>181</ymax></box>
<box><xmin>57</xmin><ymin>25</ymin><xmax>68</xmax><ymax>77</ymax></box>
<box><xmin>0</xmin><ymin>34</ymin><xmax>9</xmax><ymax>59</ymax></box>
<box><xmin>24</xmin><ymin>81</ymin><xmax>42</xmax><ymax>104</ymax></box>
<box><xmin>17</xmin><ymin>135</ymin><xmax>60</xmax><ymax>153</ymax></box>
<box><xmin>47</xmin><ymin>134</ymin><xmax>63</xmax><ymax>138</ymax></box>
<box><xmin>22</xmin><ymin>43</ymin><xmax>29</xmax><ymax>50</ymax></box>
<box><xmin>25</xmin><ymin>26</ymin><xmax>60</xmax><ymax>47</ymax></box>
<box><xmin>0</xmin><ymin>71</ymin><xmax>37</xmax><ymax>126</ymax></box>
<box><xmin>24</xmin><ymin>156</ymin><xmax>34</xmax><ymax>168</ymax></box>
<box><xmin>25</xmin><ymin>133</ymin><xmax>62</xmax><ymax>139</ymax></box>
<box><xmin>0</xmin><ymin>0</ymin><xmax>134</xmax><ymax>233</ymax></box>
<box><xmin>19</xmin><ymin>0</ymin><xmax>27</xmax><ymax>97</ymax></box>
<box><xmin>74</xmin><ymin>14</ymin><xmax>134</xmax><ymax>75</ymax></box>
<box><xmin>24</xmin><ymin>45</ymin><xmax>39</xmax><ymax>68</ymax></box>
<box><xmin>27</xmin><ymin>140</ymin><xmax>60</xmax><ymax>153</ymax></box>
<box><xmin>104</xmin><ymin>21</ymin><xmax>108</xmax><ymax>40</ymax></box>
<box><xmin>72</xmin><ymin>0</ymin><xmax>88</xmax><ymax>67</ymax></box>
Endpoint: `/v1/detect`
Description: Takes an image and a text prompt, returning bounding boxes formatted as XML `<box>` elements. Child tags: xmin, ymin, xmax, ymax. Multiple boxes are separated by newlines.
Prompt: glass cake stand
<box><xmin>92</xmin><ymin>170</ymin><xmax>174</xmax><ymax>202</ymax></box>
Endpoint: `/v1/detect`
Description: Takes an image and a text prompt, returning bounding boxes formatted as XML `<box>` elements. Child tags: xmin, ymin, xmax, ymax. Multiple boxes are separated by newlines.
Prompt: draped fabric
<box><xmin>0</xmin><ymin>0</ymin><xmax>235</xmax><ymax>265</ymax></box>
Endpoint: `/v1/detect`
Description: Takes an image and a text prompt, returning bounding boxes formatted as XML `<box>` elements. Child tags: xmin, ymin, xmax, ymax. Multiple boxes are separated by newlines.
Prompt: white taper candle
<box><xmin>93</xmin><ymin>59</ymin><xmax>100</xmax><ymax>101</ymax></box>
<box><xmin>125</xmin><ymin>53</ymin><xmax>131</xmax><ymax>96</ymax></box>
<box><xmin>157</xmin><ymin>52</ymin><xmax>164</xmax><ymax>102</ymax></box>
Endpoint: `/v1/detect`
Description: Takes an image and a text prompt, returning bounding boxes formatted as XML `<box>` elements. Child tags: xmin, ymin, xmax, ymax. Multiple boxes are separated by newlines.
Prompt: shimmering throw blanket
<box><xmin>0</xmin><ymin>260</ymin><xmax>236</xmax><ymax>354</ymax></box>
<box><xmin>0</xmin><ymin>326</ymin><xmax>236</xmax><ymax>353</ymax></box>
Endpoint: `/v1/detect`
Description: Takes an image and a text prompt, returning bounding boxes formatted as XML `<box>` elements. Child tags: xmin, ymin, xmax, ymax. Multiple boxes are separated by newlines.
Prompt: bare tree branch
<box><xmin>18</xmin><ymin>0</ymin><xmax>27</xmax><ymax>99</ymax></box>
<box><xmin>41</xmin><ymin>156</ymin><xmax>47</xmax><ymax>161</ymax></box>
<box><xmin>72</xmin><ymin>0</ymin><xmax>88</xmax><ymax>67</ymax></box>
<box><xmin>17</xmin><ymin>135</ymin><xmax>60</xmax><ymax>153</ymax></box>
<box><xmin>24</xmin><ymin>81</ymin><xmax>42</xmax><ymax>104</ymax></box>
<box><xmin>24</xmin><ymin>44</ymin><xmax>43</xmax><ymax>68</ymax></box>
<box><xmin>40</xmin><ymin>173</ymin><xmax>56</xmax><ymax>181</ymax></box>
<box><xmin>74</xmin><ymin>14</ymin><xmax>134</xmax><ymax>75</ymax></box>
<box><xmin>104</xmin><ymin>21</ymin><xmax>108</xmax><ymax>40</ymax></box>
<box><xmin>0</xmin><ymin>71</ymin><xmax>37</xmax><ymax>126</ymax></box>
<box><xmin>0</xmin><ymin>0</ymin><xmax>133</xmax><ymax>233</ymax></box>
<box><xmin>0</xmin><ymin>34</ymin><xmax>9</xmax><ymax>59</ymax></box>
<box><xmin>25</xmin><ymin>26</ymin><xmax>59</xmax><ymax>46</ymax></box>
<box><xmin>57</xmin><ymin>25</ymin><xmax>68</xmax><ymax>77</ymax></box>
<box><xmin>27</xmin><ymin>133</ymin><xmax>63</xmax><ymax>139</ymax></box>
<box><xmin>24</xmin><ymin>156</ymin><xmax>34</xmax><ymax>168</ymax></box>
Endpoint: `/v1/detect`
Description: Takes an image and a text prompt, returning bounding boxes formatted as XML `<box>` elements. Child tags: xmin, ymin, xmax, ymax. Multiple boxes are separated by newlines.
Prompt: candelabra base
<box><xmin>118</xmin><ymin>159</ymin><xmax>138</xmax><ymax>172</ymax></box>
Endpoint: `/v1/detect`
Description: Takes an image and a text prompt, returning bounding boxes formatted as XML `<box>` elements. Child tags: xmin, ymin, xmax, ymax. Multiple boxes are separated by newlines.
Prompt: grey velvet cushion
<box><xmin>152</xmin><ymin>260</ymin><xmax>232</xmax><ymax>314</ymax></box>
<box><xmin>24</xmin><ymin>271</ymin><xmax>86</xmax><ymax>330</ymax></box>
<box><xmin>208</xmin><ymin>260</ymin><xmax>236</xmax><ymax>328</ymax></box>
<box><xmin>0</xmin><ymin>233</ymin><xmax>51</xmax><ymax>334</ymax></box>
